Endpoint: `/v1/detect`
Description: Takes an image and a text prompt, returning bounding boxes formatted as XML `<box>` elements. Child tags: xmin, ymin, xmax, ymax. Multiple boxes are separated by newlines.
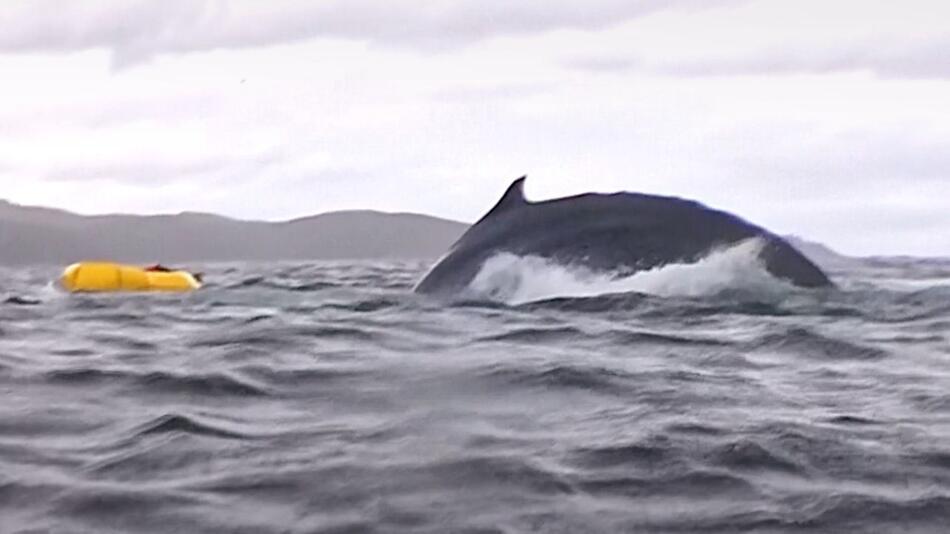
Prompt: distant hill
<box><xmin>0</xmin><ymin>200</ymin><xmax>468</xmax><ymax>265</ymax></box>
<box><xmin>0</xmin><ymin>199</ymin><xmax>856</xmax><ymax>268</ymax></box>
<box><xmin>784</xmin><ymin>235</ymin><xmax>859</xmax><ymax>269</ymax></box>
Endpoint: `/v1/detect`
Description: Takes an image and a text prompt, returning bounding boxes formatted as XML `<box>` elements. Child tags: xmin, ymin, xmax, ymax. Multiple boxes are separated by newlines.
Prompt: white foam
<box><xmin>466</xmin><ymin>238</ymin><xmax>794</xmax><ymax>304</ymax></box>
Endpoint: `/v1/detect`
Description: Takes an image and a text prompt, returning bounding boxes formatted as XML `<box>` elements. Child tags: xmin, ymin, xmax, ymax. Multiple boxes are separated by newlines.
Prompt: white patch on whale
<box><xmin>466</xmin><ymin>238</ymin><xmax>795</xmax><ymax>304</ymax></box>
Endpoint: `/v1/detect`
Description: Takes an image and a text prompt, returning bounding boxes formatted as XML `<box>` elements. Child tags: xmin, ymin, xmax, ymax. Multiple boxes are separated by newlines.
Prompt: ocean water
<box><xmin>1</xmin><ymin>250</ymin><xmax>949</xmax><ymax>533</ymax></box>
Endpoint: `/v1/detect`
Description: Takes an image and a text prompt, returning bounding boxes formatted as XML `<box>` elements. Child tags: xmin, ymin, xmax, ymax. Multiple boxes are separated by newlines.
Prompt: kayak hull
<box><xmin>60</xmin><ymin>262</ymin><xmax>201</xmax><ymax>293</ymax></box>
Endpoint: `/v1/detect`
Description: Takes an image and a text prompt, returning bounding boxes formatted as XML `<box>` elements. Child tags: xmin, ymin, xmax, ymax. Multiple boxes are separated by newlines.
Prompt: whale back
<box><xmin>415</xmin><ymin>177</ymin><xmax>832</xmax><ymax>296</ymax></box>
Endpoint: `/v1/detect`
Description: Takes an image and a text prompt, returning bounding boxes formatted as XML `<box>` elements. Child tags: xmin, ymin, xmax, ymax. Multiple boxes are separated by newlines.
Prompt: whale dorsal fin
<box><xmin>485</xmin><ymin>176</ymin><xmax>528</xmax><ymax>217</ymax></box>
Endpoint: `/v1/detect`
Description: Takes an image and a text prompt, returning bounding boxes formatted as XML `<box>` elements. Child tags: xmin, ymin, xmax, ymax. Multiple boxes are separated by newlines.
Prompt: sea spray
<box><xmin>467</xmin><ymin>238</ymin><xmax>795</xmax><ymax>304</ymax></box>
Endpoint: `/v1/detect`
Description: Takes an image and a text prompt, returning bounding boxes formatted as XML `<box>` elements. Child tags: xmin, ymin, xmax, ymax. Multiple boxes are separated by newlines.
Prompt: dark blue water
<box><xmin>1</xmin><ymin>257</ymin><xmax>949</xmax><ymax>533</ymax></box>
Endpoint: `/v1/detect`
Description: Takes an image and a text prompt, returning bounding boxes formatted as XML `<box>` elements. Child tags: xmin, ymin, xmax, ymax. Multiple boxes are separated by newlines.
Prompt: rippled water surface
<box><xmin>2</xmin><ymin>258</ymin><xmax>950</xmax><ymax>533</ymax></box>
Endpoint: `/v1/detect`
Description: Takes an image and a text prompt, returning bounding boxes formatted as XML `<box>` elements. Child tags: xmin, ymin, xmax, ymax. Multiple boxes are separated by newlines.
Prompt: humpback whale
<box><xmin>415</xmin><ymin>177</ymin><xmax>832</xmax><ymax>297</ymax></box>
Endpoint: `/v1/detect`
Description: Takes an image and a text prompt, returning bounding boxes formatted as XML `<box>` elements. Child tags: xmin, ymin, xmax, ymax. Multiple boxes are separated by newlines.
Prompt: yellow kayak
<box><xmin>60</xmin><ymin>262</ymin><xmax>202</xmax><ymax>293</ymax></box>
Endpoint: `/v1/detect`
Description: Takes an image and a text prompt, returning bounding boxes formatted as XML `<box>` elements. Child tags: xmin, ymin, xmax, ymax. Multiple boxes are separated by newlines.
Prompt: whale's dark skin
<box><xmin>414</xmin><ymin>177</ymin><xmax>833</xmax><ymax>296</ymax></box>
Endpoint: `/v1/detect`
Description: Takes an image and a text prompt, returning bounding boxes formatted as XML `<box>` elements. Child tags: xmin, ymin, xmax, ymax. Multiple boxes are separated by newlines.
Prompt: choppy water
<box><xmin>1</xmin><ymin>254</ymin><xmax>950</xmax><ymax>533</ymax></box>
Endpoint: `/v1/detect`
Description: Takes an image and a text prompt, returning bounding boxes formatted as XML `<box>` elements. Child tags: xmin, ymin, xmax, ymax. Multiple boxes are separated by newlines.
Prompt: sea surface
<box><xmin>1</xmin><ymin>251</ymin><xmax>949</xmax><ymax>533</ymax></box>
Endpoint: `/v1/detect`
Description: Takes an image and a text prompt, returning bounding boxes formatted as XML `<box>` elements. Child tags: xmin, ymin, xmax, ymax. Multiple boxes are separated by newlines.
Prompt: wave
<box><xmin>577</xmin><ymin>469</ymin><xmax>757</xmax><ymax>499</ymax></box>
<box><xmin>753</xmin><ymin>327</ymin><xmax>890</xmax><ymax>361</ymax></box>
<box><xmin>129</xmin><ymin>413</ymin><xmax>253</xmax><ymax>440</ymax></box>
<box><xmin>482</xmin><ymin>363</ymin><xmax>636</xmax><ymax>396</ymax></box>
<box><xmin>227</xmin><ymin>276</ymin><xmax>339</xmax><ymax>292</ymax></box>
<box><xmin>466</xmin><ymin>239</ymin><xmax>796</xmax><ymax>304</ymax></box>
<box><xmin>4</xmin><ymin>259</ymin><xmax>950</xmax><ymax>533</ymax></box>
<box><xmin>43</xmin><ymin>368</ymin><xmax>272</xmax><ymax>397</ymax></box>
<box><xmin>3</xmin><ymin>296</ymin><xmax>41</xmax><ymax>306</ymax></box>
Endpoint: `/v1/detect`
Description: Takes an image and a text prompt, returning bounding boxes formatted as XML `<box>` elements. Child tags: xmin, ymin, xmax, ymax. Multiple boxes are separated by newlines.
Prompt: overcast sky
<box><xmin>1</xmin><ymin>0</ymin><xmax>948</xmax><ymax>255</ymax></box>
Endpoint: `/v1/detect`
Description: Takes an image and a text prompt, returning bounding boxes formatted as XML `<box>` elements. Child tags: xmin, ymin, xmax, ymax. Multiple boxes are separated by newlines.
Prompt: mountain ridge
<box><xmin>0</xmin><ymin>199</ymin><xmax>468</xmax><ymax>265</ymax></box>
<box><xmin>0</xmin><ymin>198</ymin><xmax>861</xmax><ymax>268</ymax></box>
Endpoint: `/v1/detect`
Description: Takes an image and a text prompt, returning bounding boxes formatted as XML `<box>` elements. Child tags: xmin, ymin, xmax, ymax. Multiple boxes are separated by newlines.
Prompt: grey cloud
<box><xmin>0</xmin><ymin>93</ymin><xmax>220</xmax><ymax>134</ymax></box>
<box><xmin>0</xmin><ymin>0</ymin><xmax>730</xmax><ymax>68</ymax></box>
<box><xmin>799</xmin><ymin>203</ymin><xmax>950</xmax><ymax>257</ymax></box>
<box><xmin>83</xmin><ymin>94</ymin><xmax>221</xmax><ymax>128</ymax></box>
<box><xmin>42</xmin><ymin>150</ymin><xmax>282</xmax><ymax>185</ymax></box>
<box><xmin>728</xmin><ymin>129</ymin><xmax>949</xmax><ymax>253</ymax></box>
<box><xmin>735</xmin><ymin>130</ymin><xmax>950</xmax><ymax>184</ymax></box>
<box><xmin>692</xmin><ymin>128</ymin><xmax>950</xmax><ymax>229</ymax></box>
<box><xmin>561</xmin><ymin>56</ymin><xmax>641</xmax><ymax>73</ymax></box>
<box><xmin>566</xmin><ymin>39</ymin><xmax>950</xmax><ymax>79</ymax></box>
<box><xmin>431</xmin><ymin>81</ymin><xmax>555</xmax><ymax>101</ymax></box>
<box><xmin>663</xmin><ymin>40</ymin><xmax>950</xmax><ymax>80</ymax></box>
